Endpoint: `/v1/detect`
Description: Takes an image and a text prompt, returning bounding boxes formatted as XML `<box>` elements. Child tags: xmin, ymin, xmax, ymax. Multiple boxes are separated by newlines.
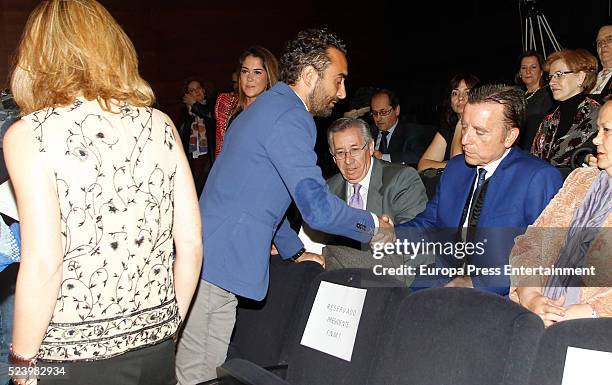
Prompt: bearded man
<box><xmin>175</xmin><ymin>28</ymin><xmax>394</xmax><ymax>384</ymax></box>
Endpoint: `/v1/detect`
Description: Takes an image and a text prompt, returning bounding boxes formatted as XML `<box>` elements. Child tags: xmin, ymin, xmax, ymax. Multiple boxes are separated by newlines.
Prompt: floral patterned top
<box><xmin>531</xmin><ymin>96</ymin><xmax>600</xmax><ymax>167</ymax></box>
<box><xmin>214</xmin><ymin>92</ymin><xmax>238</xmax><ymax>157</ymax></box>
<box><xmin>22</xmin><ymin>98</ymin><xmax>180</xmax><ymax>362</ymax></box>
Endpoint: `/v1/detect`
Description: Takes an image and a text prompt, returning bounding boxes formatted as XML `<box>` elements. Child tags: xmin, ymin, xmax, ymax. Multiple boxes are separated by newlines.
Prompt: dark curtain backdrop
<box><xmin>0</xmin><ymin>0</ymin><xmax>609</xmax><ymax>125</ymax></box>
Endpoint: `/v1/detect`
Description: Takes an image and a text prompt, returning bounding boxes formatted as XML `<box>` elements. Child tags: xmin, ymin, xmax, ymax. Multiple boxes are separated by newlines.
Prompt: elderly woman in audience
<box><xmin>417</xmin><ymin>73</ymin><xmax>479</xmax><ymax>171</ymax></box>
<box><xmin>531</xmin><ymin>49</ymin><xmax>600</xmax><ymax>168</ymax></box>
<box><xmin>4</xmin><ymin>1</ymin><xmax>202</xmax><ymax>384</ymax></box>
<box><xmin>510</xmin><ymin>98</ymin><xmax>612</xmax><ymax>326</ymax></box>
<box><xmin>214</xmin><ymin>46</ymin><xmax>279</xmax><ymax>156</ymax></box>
<box><xmin>515</xmin><ymin>50</ymin><xmax>555</xmax><ymax>150</ymax></box>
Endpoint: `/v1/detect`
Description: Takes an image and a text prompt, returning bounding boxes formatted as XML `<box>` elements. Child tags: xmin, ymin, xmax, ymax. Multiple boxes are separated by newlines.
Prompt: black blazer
<box><xmin>371</xmin><ymin>118</ymin><xmax>435</xmax><ymax>167</ymax></box>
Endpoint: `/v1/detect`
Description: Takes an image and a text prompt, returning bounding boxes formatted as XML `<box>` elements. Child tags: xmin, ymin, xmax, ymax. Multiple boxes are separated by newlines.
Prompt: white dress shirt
<box><xmin>461</xmin><ymin>148</ymin><xmax>511</xmax><ymax>230</ymax></box>
<box><xmin>591</xmin><ymin>68</ymin><xmax>612</xmax><ymax>94</ymax></box>
<box><xmin>375</xmin><ymin>120</ymin><xmax>398</xmax><ymax>162</ymax></box>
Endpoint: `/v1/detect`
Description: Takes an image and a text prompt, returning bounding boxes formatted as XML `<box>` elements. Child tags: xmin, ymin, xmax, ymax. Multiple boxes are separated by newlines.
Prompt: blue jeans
<box><xmin>0</xmin><ymin>264</ymin><xmax>17</xmax><ymax>385</ymax></box>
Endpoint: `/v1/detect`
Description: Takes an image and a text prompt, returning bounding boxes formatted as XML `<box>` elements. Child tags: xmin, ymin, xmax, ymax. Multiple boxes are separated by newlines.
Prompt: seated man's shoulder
<box><xmin>509</xmin><ymin>149</ymin><xmax>561</xmax><ymax>176</ymax></box>
<box><xmin>379</xmin><ymin>159</ymin><xmax>419</xmax><ymax>179</ymax></box>
<box><xmin>326</xmin><ymin>172</ymin><xmax>345</xmax><ymax>186</ymax></box>
<box><xmin>440</xmin><ymin>154</ymin><xmax>468</xmax><ymax>175</ymax></box>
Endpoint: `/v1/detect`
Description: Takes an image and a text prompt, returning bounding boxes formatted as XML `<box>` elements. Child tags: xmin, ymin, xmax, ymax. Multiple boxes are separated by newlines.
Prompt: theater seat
<box><xmin>282</xmin><ymin>269</ymin><xmax>406</xmax><ymax>384</ymax></box>
<box><xmin>220</xmin><ymin>268</ymin><xmax>407</xmax><ymax>385</ymax></box>
<box><xmin>528</xmin><ymin>318</ymin><xmax>612</xmax><ymax>385</ymax></box>
<box><xmin>419</xmin><ymin>167</ymin><xmax>443</xmax><ymax>200</ymax></box>
<box><xmin>227</xmin><ymin>257</ymin><xmax>324</xmax><ymax>368</ymax></box>
<box><xmin>216</xmin><ymin>358</ymin><xmax>285</xmax><ymax>385</ymax></box>
<box><xmin>368</xmin><ymin>287</ymin><xmax>544</xmax><ymax>385</ymax></box>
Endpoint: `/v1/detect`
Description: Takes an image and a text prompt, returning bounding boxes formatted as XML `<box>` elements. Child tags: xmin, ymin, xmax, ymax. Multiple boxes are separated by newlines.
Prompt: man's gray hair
<box><xmin>327</xmin><ymin>117</ymin><xmax>373</xmax><ymax>153</ymax></box>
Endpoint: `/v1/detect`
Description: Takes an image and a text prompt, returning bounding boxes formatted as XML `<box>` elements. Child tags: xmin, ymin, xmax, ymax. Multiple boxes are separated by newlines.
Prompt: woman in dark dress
<box><xmin>417</xmin><ymin>73</ymin><xmax>479</xmax><ymax>171</ymax></box>
<box><xmin>515</xmin><ymin>51</ymin><xmax>555</xmax><ymax>150</ymax></box>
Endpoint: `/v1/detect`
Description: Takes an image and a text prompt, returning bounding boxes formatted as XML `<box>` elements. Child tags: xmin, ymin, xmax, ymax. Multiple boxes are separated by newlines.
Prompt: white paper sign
<box><xmin>0</xmin><ymin>180</ymin><xmax>18</xmax><ymax>221</ymax></box>
<box><xmin>562</xmin><ymin>346</ymin><xmax>612</xmax><ymax>385</ymax></box>
<box><xmin>300</xmin><ymin>281</ymin><xmax>367</xmax><ymax>361</ymax></box>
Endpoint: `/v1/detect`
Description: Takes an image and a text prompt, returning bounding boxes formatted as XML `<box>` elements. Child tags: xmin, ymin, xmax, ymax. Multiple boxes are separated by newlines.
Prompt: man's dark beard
<box><xmin>308</xmin><ymin>80</ymin><xmax>337</xmax><ymax>117</ymax></box>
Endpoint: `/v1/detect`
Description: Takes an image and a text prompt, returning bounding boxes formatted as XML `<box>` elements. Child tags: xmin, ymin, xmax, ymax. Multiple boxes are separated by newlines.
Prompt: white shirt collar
<box><xmin>479</xmin><ymin>147</ymin><xmax>511</xmax><ymax>180</ymax></box>
<box><xmin>380</xmin><ymin>119</ymin><xmax>398</xmax><ymax>137</ymax></box>
<box><xmin>592</xmin><ymin>68</ymin><xmax>612</xmax><ymax>94</ymax></box>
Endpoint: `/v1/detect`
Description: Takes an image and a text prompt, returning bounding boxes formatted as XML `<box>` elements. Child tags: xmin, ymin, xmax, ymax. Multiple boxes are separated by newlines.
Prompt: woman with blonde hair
<box><xmin>214</xmin><ymin>45</ymin><xmax>279</xmax><ymax>156</ymax></box>
<box><xmin>4</xmin><ymin>1</ymin><xmax>202</xmax><ymax>384</ymax></box>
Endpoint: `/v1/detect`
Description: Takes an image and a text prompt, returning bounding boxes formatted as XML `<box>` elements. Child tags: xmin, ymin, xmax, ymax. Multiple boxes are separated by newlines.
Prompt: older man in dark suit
<box><xmin>300</xmin><ymin>117</ymin><xmax>428</xmax><ymax>280</ymax></box>
<box><xmin>592</xmin><ymin>25</ymin><xmax>612</xmax><ymax>97</ymax></box>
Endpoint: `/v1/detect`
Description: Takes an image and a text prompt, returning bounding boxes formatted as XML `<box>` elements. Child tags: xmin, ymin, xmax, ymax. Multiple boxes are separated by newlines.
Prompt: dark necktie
<box><xmin>458</xmin><ymin>168</ymin><xmax>488</xmax><ymax>240</ymax></box>
<box><xmin>467</xmin><ymin>168</ymin><xmax>488</xmax><ymax>228</ymax></box>
<box><xmin>379</xmin><ymin>131</ymin><xmax>389</xmax><ymax>154</ymax></box>
<box><xmin>474</xmin><ymin>168</ymin><xmax>487</xmax><ymax>195</ymax></box>
<box><xmin>454</xmin><ymin>168</ymin><xmax>488</xmax><ymax>269</ymax></box>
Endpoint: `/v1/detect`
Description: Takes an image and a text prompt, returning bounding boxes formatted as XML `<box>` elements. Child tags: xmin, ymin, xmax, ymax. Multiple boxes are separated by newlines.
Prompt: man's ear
<box><xmin>505</xmin><ymin>127</ymin><xmax>520</xmax><ymax>148</ymax></box>
<box><xmin>367</xmin><ymin>139</ymin><xmax>375</xmax><ymax>154</ymax></box>
<box><xmin>300</xmin><ymin>65</ymin><xmax>319</xmax><ymax>88</ymax></box>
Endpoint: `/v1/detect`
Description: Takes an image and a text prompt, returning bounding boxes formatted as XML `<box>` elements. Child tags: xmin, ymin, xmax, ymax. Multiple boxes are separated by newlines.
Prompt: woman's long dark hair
<box><xmin>440</xmin><ymin>73</ymin><xmax>480</xmax><ymax>129</ymax></box>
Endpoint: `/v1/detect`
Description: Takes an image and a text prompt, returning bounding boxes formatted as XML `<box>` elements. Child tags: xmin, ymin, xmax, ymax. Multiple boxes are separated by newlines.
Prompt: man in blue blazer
<box><xmin>396</xmin><ymin>84</ymin><xmax>563</xmax><ymax>294</ymax></box>
<box><xmin>176</xmin><ymin>29</ymin><xmax>393</xmax><ymax>384</ymax></box>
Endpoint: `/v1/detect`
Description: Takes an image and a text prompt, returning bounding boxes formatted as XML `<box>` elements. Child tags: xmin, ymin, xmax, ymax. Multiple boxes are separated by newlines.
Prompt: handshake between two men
<box><xmin>274</xmin><ymin>214</ymin><xmax>397</xmax><ymax>270</ymax></box>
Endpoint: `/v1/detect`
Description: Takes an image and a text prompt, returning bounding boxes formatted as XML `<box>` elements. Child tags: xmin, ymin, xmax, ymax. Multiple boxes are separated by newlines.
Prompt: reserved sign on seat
<box><xmin>562</xmin><ymin>346</ymin><xmax>612</xmax><ymax>384</ymax></box>
<box><xmin>300</xmin><ymin>281</ymin><xmax>367</xmax><ymax>361</ymax></box>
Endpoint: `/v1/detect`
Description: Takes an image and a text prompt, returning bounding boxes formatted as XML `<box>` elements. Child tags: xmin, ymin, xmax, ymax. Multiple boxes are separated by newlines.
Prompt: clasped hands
<box><xmin>370</xmin><ymin>214</ymin><xmax>396</xmax><ymax>248</ymax></box>
<box><xmin>525</xmin><ymin>293</ymin><xmax>594</xmax><ymax>327</ymax></box>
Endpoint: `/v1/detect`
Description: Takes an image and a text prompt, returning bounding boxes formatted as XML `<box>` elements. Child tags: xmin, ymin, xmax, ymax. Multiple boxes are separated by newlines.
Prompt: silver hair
<box><xmin>327</xmin><ymin>117</ymin><xmax>373</xmax><ymax>153</ymax></box>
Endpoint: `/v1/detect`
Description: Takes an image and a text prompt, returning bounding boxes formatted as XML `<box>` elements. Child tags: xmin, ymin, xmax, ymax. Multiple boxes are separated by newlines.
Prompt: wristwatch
<box><xmin>290</xmin><ymin>247</ymin><xmax>306</xmax><ymax>262</ymax></box>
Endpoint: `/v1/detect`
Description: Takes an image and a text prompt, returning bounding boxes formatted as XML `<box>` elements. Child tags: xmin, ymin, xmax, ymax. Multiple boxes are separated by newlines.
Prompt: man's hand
<box><xmin>296</xmin><ymin>251</ymin><xmax>325</xmax><ymax>268</ymax></box>
<box><xmin>270</xmin><ymin>244</ymin><xmax>279</xmax><ymax>256</ymax></box>
<box><xmin>373</xmin><ymin>150</ymin><xmax>383</xmax><ymax>160</ymax></box>
<box><xmin>370</xmin><ymin>214</ymin><xmax>396</xmax><ymax>249</ymax></box>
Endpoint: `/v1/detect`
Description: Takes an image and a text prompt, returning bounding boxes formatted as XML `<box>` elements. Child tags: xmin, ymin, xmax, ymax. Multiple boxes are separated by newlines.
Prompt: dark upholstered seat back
<box><xmin>369</xmin><ymin>287</ymin><xmax>544</xmax><ymax>385</ymax></box>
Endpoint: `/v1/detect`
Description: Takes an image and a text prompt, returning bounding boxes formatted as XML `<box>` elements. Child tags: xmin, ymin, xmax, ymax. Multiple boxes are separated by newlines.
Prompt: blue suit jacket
<box><xmin>398</xmin><ymin>147</ymin><xmax>563</xmax><ymax>293</ymax></box>
<box><xmin>200</xmin><ymin>82</ymin><xmax>376</xmax><ymax>300</ymax></box>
